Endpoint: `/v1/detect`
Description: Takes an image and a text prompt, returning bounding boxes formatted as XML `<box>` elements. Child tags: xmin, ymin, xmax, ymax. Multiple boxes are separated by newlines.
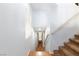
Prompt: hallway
<box><xmin>27</xmin><ymin>34</ymin><xmax>79</xmax><ymax>56</ymax></box>
<box><xmin>0</xmin><ymin>3</ymin><xmax>79</xmax><ymax>56</ymax></box>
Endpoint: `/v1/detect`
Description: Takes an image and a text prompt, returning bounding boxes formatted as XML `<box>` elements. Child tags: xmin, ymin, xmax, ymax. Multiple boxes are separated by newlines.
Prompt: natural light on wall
<box><xmin>30</xmin><ymin>3</ymin><xmax>51</xmax><ymax>41</ymax></box>
<box><xmin>25</xmin><ymin>3</ymin><xmax>34</xmax><ymax>39</ymax></box>
<box><xmin>25</xmin><ymin>3</ymin><xmax>51</xmax><ymax>40</ymax></box>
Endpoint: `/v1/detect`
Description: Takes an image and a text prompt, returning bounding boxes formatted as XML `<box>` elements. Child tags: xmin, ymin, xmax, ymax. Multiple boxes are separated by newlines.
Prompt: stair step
<box><xmin>59</xmin><ymin>46</ymin><xmax>65</xmax><ymax>56</ymax></box>
<box><xmin>36</xmin><ymin>41</ymin><xmax>44</xmax><ymax>51</ymax></box>
<box><xmin>64</xmin><ymin>45</ymin><xmax>79</xmax><ymax>55</ymax></box>
<box><xmin>59</xmin><ymin>46</ymin><xmax>77</xmax><ymax>56</ymax></box>
<box><xmin>54</xmin><ymin>50</ymin><xmax>61</xmax><ymax>56</ymax></box>
<box><xmin>74</xmin><ymin>35</ymin><xmax>79</xmax><ymax>39</ymax></box>
<box><xmin>64</xmin><ymin>42</ymin><xmax>79</xmax><ymax>54</ymax></box>
<box><xmin>69</xmin><ymin>39</ymin><xmax>79</xmax><ymax>44</ymax></box>
<box><xmin>61</xmin><ymin>48</ymin><xmax>76</xmax><ymax>56</ymax></box>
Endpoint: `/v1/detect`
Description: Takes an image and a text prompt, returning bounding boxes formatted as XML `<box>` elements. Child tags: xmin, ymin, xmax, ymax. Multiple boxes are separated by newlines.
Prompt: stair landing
<box><xmin>26</xmin><ymin>51</ymin><xmax>54</xmax><ymax>56</ymax></box>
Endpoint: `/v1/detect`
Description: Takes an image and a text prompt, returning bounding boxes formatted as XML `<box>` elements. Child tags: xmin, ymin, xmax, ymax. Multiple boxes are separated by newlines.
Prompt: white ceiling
<box><xmin>30</xmin><ymin>3</ymin><xmax>57</xmax><ymax>11</ymax></box>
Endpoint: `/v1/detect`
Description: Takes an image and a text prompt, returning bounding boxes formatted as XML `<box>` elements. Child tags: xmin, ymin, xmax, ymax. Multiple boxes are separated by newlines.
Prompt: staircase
<box><xmin>26</xmin><ymin>40</ymin><xmax>54</xmax><ymax>56</ymax></box>
<box><xmin>26</xmin><ymin>34</ymin><xmax>79</xmax><ymax>56</ymax></box>
<box><xmin>53</xmin><ymin>34</ymin><xmax>79</xmax><ymax>56</ymax></box>
<box><xmin>36</xmin><ymin>41</ymin><xmax>44</xmax><ymax>51</ymax></box>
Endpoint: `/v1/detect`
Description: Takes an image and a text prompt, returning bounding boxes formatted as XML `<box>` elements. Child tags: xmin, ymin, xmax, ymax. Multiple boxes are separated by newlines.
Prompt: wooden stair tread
<box><xmin>36</xmin><ymin>41</ymin><xmax>44</xmax><ymax>51</ymax></box>
<box><xmin>61</xmin><ymin>48</ymin><xmax>76</xmax><ymax>56</ymax></box>
<box><xmin>59</xmin><ymin>46</ymin><xmax>77</xmax><ymax>56</ymax></box>
<box><xmin>59</xmin><ymin>50</ymin><xmax>65</xmax><ymax>56</ymax></box>
<box><xmin>54</xmin><ymin>50</ymin><xmax>61</xmax><ymax>56</ymax></box>
<box><xmin>64</xmin><ymin>46</ymin><xmax>79</xmax><ymax>55</ymax></box>
<box><xmin>75</xmin><ymin>35</ymin><xmax>79</xmax><ymax>37</ymax></box>
<box><xmin>59</xmin><ymin>46</ymin><xmax>65</xmax><ymax>55</ymax></box>
<box><xmin>70</xmin><ymin>39</ymin><xmax>79</xmax><ymax>44</ymax></box>
<box><xmin>75</xmin><ymin>35</ymin><xmax>79</xmax><ymax>38</ymax></box>
<box><xmin>72</xmin><ymin>39</ymin><xmax>79</xmax><ymax>43</ymax></box>
<box><xmin>65</xmin><ymin>42</ymin><xmax>79</xmax><ymax>53</ymax></box>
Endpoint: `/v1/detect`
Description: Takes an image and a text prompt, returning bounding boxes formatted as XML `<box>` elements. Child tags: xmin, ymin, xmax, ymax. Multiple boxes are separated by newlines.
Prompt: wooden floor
<box><xmin>26</xmin><ymin>40</ymin><xmax>54</xmax><ymax>56</ymax></box>
<box><xmin>28</xmin><ymin>51</ymin><xmax>52</xmax><ymax>56</ymax></box>
<box><xmin>36</xmin><ymin>41</ymin><xmax>44</xmax><ymax>51</ymax></box>
<box><xmin>26</xmin><ymin>34</ymin><xmax>79</xmax><ymax>56</ymax></box>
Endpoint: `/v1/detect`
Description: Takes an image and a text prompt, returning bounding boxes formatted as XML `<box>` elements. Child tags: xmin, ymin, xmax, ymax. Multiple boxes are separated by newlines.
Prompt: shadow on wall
<box><xmin>24</xmin><ymin>32</ymin><xmax>37</xmax><ymax>52</ymax></box>
<box><xmin>46</xmin><ymin>26</ymin><xmax>79</xmax><ymax>51</ymax></box>
<box><xmin>45</xmin><ymin>14</ymin><xmax>79</xmax><ymax>51</ymax></box>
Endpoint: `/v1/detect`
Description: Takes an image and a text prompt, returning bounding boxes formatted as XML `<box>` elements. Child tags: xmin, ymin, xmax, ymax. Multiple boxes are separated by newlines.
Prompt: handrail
<box><xmin>44</xmin><ymin>13</ymin><xmax>79</xmax><ymax>46</ymax></box>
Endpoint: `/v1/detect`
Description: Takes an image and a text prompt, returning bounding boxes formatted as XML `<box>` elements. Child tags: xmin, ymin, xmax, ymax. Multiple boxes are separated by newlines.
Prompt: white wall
<box><xmin>46</xmin><ymin>13</ymin><xmax>79</xmax><ymax>51</ymax></box>
<box><xmin>46</xmin><ymin>3</ymin><xmax>79</xmax><ymax>50</ymax></box>
<box><xmin>0</xmin><ymin>3</ymin><xmax>36</xmax><ymax>56</ymax></box>
<box><xmin>30</xmin><ymin>3</ymin><xmax>79</xmax><ymax>51</ymax></box>
<box><xmin>31</xmin><ymin>3</ymin><xmax>57</xmax><ymax>28</ymax></box>
<box><xmin>49</xmin><ymin>3</ymin><xmax>79</xmax><ymax>33</ymax></box>
<box><xmin>0</xmin><ymin>3</ymin><xmax>79</xmax><ymax>55</ymax></box>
